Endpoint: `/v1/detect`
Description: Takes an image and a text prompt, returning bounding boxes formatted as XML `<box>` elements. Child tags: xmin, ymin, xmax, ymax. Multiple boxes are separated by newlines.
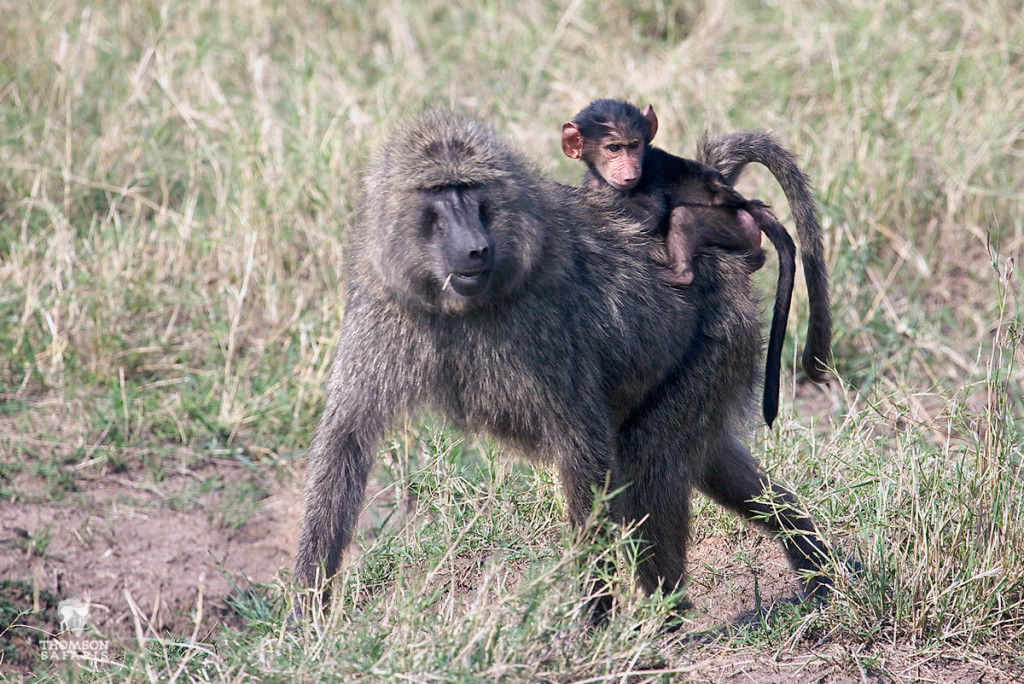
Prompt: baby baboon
<box><xmin>561</xmin><ymin>100</ymin><xmax>766</xmax><ymax>286</ymax></box>
<box><xmin>295</xmin><ymin>110</ymin><xmax>835</xmax><ymax>621</ymax></box>
<box><xmin>562</xmin><ymin>99</ymin><xmax>830</xmax><ymax>424</ymax></box>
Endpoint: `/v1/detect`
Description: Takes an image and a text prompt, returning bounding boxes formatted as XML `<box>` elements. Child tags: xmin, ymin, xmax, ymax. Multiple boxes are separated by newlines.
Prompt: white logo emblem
<box><xmin>57</xmin><ymin>597</ymin><xmax>90</xmax><ymax>636</ymax></box>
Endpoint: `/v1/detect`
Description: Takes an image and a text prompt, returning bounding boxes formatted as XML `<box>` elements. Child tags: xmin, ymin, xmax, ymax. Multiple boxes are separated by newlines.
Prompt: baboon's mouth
<box><xmin>448</xmin><ymin>269</ymin><xmax>492</xmax><ymax>296</ymax></box>
<box><xmin>610</xmin><ymin>178</ymin><xmax>639</xmax><ymax>191</ymax></box>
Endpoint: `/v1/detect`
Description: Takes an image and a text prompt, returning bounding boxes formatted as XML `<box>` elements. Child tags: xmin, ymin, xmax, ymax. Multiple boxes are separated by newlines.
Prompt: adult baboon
<box><xmin>295</xmin><ymin>110</ymin><xmax>834</xmax><ymax>618</ymax></box>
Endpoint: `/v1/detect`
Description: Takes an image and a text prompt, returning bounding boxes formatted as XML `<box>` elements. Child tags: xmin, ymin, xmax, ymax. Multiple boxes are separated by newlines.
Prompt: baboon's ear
<box><xmin>561</xmin><ymin>122</ymin><xmax>584</xmax><ymax>159</ymax></box>
<box><xmin>641</xmin><ymin>105</ymin><xmax>658</xmax><ymax>143</ymax></box>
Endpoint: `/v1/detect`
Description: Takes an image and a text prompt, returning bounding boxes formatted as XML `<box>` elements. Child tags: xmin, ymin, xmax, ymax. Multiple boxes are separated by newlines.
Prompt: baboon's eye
<box><xmin>428</xmin><ymin>185</ymin><xmax>445</xmax><ymax>194</ymax></box>
<box><xmin>606</xmin><ymin>144</ymin><xmax>621</xmax><ymax>153</ymax></box>
<box><xmin>628</xmin><ymin>140</ymin><xmax>640</xmax><ymax>150</ymax></box>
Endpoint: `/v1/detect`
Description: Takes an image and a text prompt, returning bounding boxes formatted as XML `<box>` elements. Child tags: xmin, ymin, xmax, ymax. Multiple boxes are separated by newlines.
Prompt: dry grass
<box><xmin>1</xmin><ymin>0</ymin><xmax>1023</xmax><ymax>681</ymax></box>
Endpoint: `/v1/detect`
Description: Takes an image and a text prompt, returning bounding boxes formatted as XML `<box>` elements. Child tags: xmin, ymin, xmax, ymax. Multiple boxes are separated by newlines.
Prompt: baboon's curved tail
<box><xmin>698</xmin><ymin>131</ymin><xmax>832</xmax><ymax>392</ymax></box>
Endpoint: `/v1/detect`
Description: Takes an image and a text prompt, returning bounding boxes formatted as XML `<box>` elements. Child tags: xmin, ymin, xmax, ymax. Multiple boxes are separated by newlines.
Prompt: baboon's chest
<box><xmin>424</xmin><ymin>332</ymin><xmax>588</xmax><ymax>453</ymax></box>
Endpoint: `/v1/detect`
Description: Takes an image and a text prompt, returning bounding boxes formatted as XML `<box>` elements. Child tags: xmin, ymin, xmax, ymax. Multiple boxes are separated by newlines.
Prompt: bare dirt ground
<box><xmin>1</xmin><ymin>395</ymin><xmax>1016</xmax><ymax>682</ymax></box>
<box><xmin>0</xmin><ymin>442</ymin><xmax>301</xmax><ymax>674</ymax></box>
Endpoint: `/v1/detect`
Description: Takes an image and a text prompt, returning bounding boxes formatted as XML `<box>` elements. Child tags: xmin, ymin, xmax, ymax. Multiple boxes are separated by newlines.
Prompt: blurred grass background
<box><xmin>1</xmin><ymin>0</ymin><xmax>1022</xmax><ymax>680</ymax></box>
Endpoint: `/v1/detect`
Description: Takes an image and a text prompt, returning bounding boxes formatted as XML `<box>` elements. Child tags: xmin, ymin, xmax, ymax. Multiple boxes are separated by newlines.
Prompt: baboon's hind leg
<box><xmin>698</xmin><ymin>435</ymin><xmax>833</xmax><ymax>599</ymax></box>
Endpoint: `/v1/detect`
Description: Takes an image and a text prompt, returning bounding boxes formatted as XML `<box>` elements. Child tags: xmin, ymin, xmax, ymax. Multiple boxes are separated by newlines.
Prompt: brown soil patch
<box><xmin>0</xmin><ymin>449</ymin><xmax>301</xmax><ymax>673</ymax></box>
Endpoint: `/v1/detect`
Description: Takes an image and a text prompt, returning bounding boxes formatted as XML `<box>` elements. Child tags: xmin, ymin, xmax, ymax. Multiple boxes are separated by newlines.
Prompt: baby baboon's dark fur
<box><xmin>562</xmin><ymin>100</ymin><xmax>829</xmax><ymax>424</ymax></box>
<box><xmin>295</xmin><ymin>110</ymin><xmax>834</xmax><ymax>617</ymax></box>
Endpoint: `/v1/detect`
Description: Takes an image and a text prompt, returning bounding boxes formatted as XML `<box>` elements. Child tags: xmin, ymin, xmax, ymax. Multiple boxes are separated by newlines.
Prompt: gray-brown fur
<box><xmin>698</xmin><ymin>130</ymin><xmax>832</xmax><ymax>382</ymax></box>
<box><xmin>294</xmin><ymin>110</ymin><xmax>833</xmax><ymax>618</ymax></box>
